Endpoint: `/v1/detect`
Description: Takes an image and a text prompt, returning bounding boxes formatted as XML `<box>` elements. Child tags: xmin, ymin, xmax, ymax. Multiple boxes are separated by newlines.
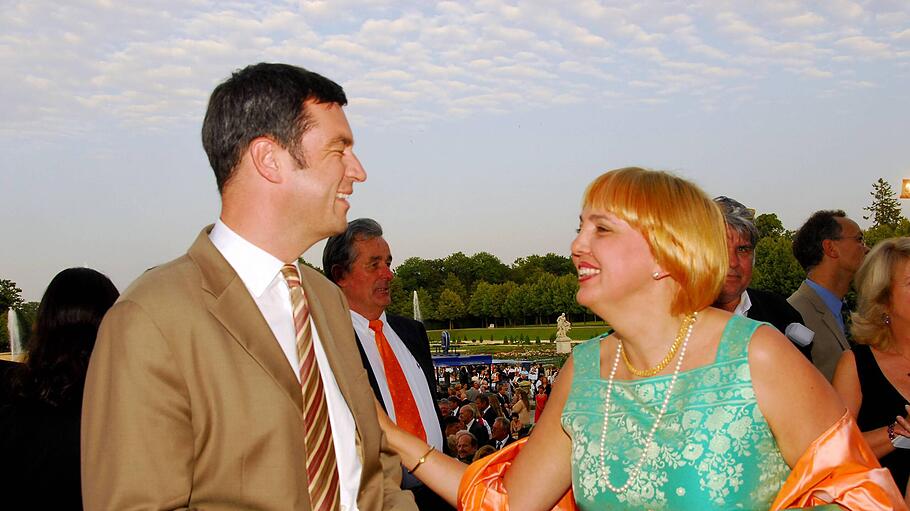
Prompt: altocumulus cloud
<box><xmin>1</xmin><ymin>0</ymin><xmax>909</xmax><ymax>135</ymax></box>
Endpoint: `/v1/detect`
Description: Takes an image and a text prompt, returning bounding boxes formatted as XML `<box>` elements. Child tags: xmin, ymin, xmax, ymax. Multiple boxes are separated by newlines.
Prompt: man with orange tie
<box><xmin>324</xmin><ymin>219</ymin><xmax>451</xmax><ymax>511</ymax></box>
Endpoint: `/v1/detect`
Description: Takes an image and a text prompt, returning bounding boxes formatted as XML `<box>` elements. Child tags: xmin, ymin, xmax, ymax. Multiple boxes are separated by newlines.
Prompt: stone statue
<box><xmin>555</xmin><ymin>313</ymin><xmax>571</xmax><ymax>340</ymax></box>
<box><xmin>555</xmin><ymin>313</ymin><xmax>573</xmax><ymax>353</ymax></box>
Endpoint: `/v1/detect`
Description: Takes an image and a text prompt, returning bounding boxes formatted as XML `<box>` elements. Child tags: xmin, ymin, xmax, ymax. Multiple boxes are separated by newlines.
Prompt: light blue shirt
<box><xmin>805</xmin><ymin>278</ymin><xmax>845</xmax><ymax>333</ymax></box>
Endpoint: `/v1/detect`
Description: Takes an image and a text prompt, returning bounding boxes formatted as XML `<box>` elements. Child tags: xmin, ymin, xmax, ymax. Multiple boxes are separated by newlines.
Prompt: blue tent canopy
<box><xmin>431</xmin><ymin>354</ymin><xmax>492</xmax><ymax>367</ymax></box>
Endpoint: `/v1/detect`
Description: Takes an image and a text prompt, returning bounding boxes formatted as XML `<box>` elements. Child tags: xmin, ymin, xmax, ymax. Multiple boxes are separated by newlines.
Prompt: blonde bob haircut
<box><xmin>582</xmin><ymin>167</ymin><xmax>727</xmax><ymax>316</ymax></box>
<box><xmin>851</xmin><ymin>237</ymin><xmax>910</xmax><ymax>349</ymax></box>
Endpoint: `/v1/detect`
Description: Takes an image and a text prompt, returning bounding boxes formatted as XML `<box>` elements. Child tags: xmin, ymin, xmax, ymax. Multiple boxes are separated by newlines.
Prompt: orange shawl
<box><xmin>457</xmin><ymin>411</ymin><xmax>906</xmax><ymax>510</ymax></box>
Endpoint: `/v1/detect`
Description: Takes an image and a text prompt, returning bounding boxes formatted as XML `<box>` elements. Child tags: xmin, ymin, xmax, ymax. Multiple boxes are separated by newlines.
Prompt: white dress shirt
<box><xmin>733</xmin><ymin>289</ymin><xmax>752</xmax><ymax>317</ymax></box>
<box><xmin>210</xmin><ymin>220</ymin><xmax>361</xmax><ymax>511</ymax></box>
<box><xmin>350</xmin><ymin>311</ymin><xmax>443</xmax><ymax>452</ymax></box>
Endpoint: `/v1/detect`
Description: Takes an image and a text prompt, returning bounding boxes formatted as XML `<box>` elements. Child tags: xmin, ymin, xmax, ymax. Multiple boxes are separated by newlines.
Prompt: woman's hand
<box><xmin>891</xmin><ymin>404</ymin><xmax>910</xmax><ymax>439</ymax></box>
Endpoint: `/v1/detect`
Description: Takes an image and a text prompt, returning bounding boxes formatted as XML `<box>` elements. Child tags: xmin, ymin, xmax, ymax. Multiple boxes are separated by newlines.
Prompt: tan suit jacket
<box><xmin>82</xmin><ymin>227</ymin><xmax>416</xmax><ymax>511</ymax></box>
<box><xmin>788</xmin><ymin>281</ymin><xmax>850</xmax><ymax>382</ymax></box>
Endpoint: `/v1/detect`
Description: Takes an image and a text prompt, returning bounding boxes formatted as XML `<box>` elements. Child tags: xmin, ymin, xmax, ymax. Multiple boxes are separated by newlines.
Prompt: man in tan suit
<box><xmin>788</xmin><ymin>209</ymin><xmax>869</xmax><ymax>381</ymax></box>
<box><xmin>82</xmin><ymin>63</ymin><xmax>417</xmax><ymax>511</ymax></box>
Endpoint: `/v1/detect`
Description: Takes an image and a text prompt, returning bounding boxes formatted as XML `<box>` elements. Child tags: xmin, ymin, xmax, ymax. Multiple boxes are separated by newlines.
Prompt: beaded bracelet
<box><xmin>408</xmin><ymin>446</ymin><xmax>435</xmax><ymax>475</ymax></box>
<box><xmin>888</xmin><ymin>422</ymin><xmax>897</xmax><ymax>442</ymax></box>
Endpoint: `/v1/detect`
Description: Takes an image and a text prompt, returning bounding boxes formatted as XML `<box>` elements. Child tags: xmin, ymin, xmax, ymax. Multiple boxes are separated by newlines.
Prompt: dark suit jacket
<box><xmin>745</xmin><ymin>288</ymin><xmax>813</xmax><ymax>360</ymax></box>
<box><xmin>354</xmin><ymin>314</ymin><xmax>445</xmax><ymax>440</ymax></box>
<box><xmin>82</xmin><ymin>227</ymin><xmax>415</xmax><ymax>511</ymax></box>
<box><xmin>481</xmin><ymin>406</ymin><xmax>498</xmax><ymax>427</ymax></box>
<box><xmin>467</xmin><ymin>418</ymin><xmax>490</xmax><ymax>446</ymax></box>
<box><xmin>486</xmin><ymin>435</ymin><xmax>515</xmax><ymax>451</ymax></box>
<box><xmin>353</xmin><ymin>314</ymin><xmax>451</xmax><ymax>510</ymax></box>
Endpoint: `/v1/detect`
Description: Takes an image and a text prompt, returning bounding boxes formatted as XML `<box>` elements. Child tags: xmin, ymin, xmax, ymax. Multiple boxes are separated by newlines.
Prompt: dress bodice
<box><xmin>561</xmin><ymin>315</ymin><xmax>791</xmax><ymax>510</ymax></box>
<box><xmin>854</xmin><ymin>344</ymin><xmax>910</xmax><ymax>492</ymax></box>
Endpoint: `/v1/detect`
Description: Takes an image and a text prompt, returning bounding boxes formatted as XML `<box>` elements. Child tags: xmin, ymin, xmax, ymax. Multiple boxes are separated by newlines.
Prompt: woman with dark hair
<box><xmin>0</xmin><ymin>267</ymin><xmax>118</xmax><ymax>510</ymax></box>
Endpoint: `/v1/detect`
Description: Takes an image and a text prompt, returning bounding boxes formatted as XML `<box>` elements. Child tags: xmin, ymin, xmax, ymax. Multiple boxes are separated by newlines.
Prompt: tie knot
<box><xmin>280</xmin><ymin>264</ymin><xmax>301</xmax><ymax>288</ymax></box>
<box><xmin>369</xmin><ymin>319</ymin><xmax>383</xmax><ymax>333</ymax></box>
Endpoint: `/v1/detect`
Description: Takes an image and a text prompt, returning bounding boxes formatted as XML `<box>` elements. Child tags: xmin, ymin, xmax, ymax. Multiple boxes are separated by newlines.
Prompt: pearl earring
<box><xmin>883</xmin><ymin>313</ymin><xmax>892</xmax><ymax>326</ymax></box>
<box><xmin>652</xmin><ymin>272</ymin><xmax>661</xmax><ymax>280</ymax></box>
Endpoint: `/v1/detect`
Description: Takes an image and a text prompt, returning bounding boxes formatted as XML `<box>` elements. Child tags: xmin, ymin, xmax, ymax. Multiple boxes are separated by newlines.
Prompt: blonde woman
<box><xmin>511</xmin><ymin>388</ymin><xmax>531</xmax><ymax>427</ymax></box>
<box><xmin>833</xmin><ymin>237</ymin><xmax>910</xmax><ymax>495</ymax></box>
<box><xmin>378</xmin><ymin>168</ymin><xmax>903</xmax><ymax>510</ymax></box>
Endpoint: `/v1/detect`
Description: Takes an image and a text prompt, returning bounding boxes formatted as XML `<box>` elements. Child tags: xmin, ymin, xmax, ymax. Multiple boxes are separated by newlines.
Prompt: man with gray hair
<box><xmin>712</xmin><ymin>196</ymin><xmax>813</xmax><ymax>359</ymax></box>
<box><xmin>323</xmin><ymin>218</ymin><xmax>450</xmax><ymax>510</ymax></box>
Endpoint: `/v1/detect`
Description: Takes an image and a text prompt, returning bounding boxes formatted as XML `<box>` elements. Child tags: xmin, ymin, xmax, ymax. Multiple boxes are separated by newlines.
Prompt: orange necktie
<box><xmin>369</xmin><ymin>319</ymin><xmax>426</xmax><ymax>441</ymax></box>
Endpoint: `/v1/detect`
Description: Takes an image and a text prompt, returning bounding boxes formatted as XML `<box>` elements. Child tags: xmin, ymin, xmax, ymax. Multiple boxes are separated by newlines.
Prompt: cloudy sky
<box><xmin>2</xmin><ymin>0</ymin><xmax>909</xmax><ymax>300</ymax></box>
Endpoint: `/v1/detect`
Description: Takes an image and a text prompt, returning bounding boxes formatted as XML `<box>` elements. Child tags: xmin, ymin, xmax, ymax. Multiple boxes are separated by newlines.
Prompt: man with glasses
<box><xmin>789</xmin><ymin>210</ymin><xmax>870</xmax><ymax>381</ymax></box>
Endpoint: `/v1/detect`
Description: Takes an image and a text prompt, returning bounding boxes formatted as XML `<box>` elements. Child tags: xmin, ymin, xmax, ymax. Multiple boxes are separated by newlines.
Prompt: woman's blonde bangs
<box><xmin>583</xmin><ymin>167</ymin><xmax>727</xmax><ymax>314</ymax></box>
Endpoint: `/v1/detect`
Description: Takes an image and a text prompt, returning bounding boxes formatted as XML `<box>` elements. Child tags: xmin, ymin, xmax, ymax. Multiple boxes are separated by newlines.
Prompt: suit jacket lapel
<box><xmin>300</xmin><ymin>274</ymin><xmax>356</xmax><ymax>406</ymax></box>
<box><xmin>801</xmin><ymin>283</ymin><xmax>850</xmax><ymax>350</ymax></box>
<box><xmin>387</xmin><ymin>315</ymin><xmax>421</xmax><ymax>362</ymax></box>
<box><xmin>188</xmin><ymin>227</ymin><xmax>303</xmax><ymax>417</ymax></box>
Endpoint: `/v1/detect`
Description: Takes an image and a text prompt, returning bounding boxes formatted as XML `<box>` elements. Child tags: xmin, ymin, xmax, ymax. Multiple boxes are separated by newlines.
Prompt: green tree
<box><xmin>555</xmin><ymin>274</ymin><xmax>582</xmax><ymax>317</ymax></box>
<box><xmin>1</xmin><ymin>279</ymin><xmax>24</xmax><ymax>312</ymax></box>
<box><xmin>864</xmin><ymin>218</ymin><xmax>910</xmax><ymax>247</ymax></box>
<box><xmin>751</xmin><ymin>236</ymin><xmax>805</xmax><ymax>297</ymax></box>
<box><xmin>385</xmin><ymin>278</ymin><xmax>410</xmax><ymax>317</ymax></box>
<box><xmin>416</xmin><ymin>288</ymin><xmax>435</xmax><ymax>321</ymax></box>
<box><xmin>468</xmin><ymin>280</ymin><xmax>496</xmax><ymax>326</ymax></box>
<box><xmin>754</xmin><ymin>213</ymin><xmax>786</xmax><ymax>240</ymax></box>
<box><xmin>503</xmin><ymin>283</ymin><xmax>531</xmax><ymax>325</ymax></box>
<box><xmin>863</xmin><ymin>178</ymin><xmax>902</xmax><ymax>229</ymax></box>
<box><xmin>528</xmin><ymin>273</ymin><xmax>559</xmax><ymax>324</ymax></box>
<box><xmin>442</xmin><ymin>273</ymin><xmax>468</xmax><ymax>305</ymax></box>
<box><xmin>493</xmin><ymin>282</ymin><xmax>517</xmax><ymax>324</ymax></box>
<box><xmin>395</xmin><ymin>257</ymin><xmax>445</xmax><ymax>295</ymax></box>
<box><xmin>510</xmin><ymin>254</ymin><xmax>574</xmax><ymax>283</ymax></box>
<box><xmin>469</xmin><ymin>252</ymin><xmax>510</xmax><ymax>285</ymax></box>
<box><xmin>435</xmin><ymin>288</ymin><xmax>466</xmax><ymax>329</ymax></box>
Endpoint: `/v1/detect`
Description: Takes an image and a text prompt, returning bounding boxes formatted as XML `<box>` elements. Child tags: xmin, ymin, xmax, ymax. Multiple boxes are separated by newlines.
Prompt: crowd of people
<box><xmin>0</xmin><ymin>61</ymin><xmax>907</xmax><ymax>511</ymax></box>
<box><xmin>432</xmin><ymin>364</ymin><xmax>556</xmax><ymax>463</ymax></box>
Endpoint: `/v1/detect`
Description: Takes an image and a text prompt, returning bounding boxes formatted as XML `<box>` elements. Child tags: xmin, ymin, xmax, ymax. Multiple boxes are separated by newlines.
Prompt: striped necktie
<box><xmin>281</xmin><ymin>264</ymin><xmax>340</xmax><ymax>511</ymax></box>
<box><xmin>368</xmin><ymin>319</ymin><xmax>426</xmax><ymax>441</ymax></box>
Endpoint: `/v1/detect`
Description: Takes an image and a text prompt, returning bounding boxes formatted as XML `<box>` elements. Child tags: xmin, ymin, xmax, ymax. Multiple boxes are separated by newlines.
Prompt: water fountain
<box><xmin>412</xmin><ymin>290</ymin><xmax>422</xmax><ymax>322</ymax></box>
<box><xmin>7</xmin><ymin>308</ymin><xmax>23</xmax><ymax>361</ymax></box>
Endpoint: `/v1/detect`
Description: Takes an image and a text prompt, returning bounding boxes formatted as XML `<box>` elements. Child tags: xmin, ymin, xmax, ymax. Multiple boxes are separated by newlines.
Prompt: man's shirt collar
<box><xmin>209</xmin><ymin>219</ymin><xmax>286</xmax><ymax>298</ymax></box>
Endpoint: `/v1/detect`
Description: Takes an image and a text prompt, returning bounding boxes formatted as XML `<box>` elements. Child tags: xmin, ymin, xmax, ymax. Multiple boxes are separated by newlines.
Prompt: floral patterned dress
<box><xmin>561</xmin><ymin>315</ymin><xmax>791</xmax><ymax>510</ymax></box>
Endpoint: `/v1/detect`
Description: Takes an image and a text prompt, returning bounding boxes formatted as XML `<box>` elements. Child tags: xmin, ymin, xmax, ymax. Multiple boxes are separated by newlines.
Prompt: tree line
<box><xmin>1</xmin><ymin>178</ymin><xmax>905</xmax><ymax>350</ymax></box>
<box><xmin>384</xmin><ymin>178</ymin><xmax>907</xmax><ymax>330</ymax></box>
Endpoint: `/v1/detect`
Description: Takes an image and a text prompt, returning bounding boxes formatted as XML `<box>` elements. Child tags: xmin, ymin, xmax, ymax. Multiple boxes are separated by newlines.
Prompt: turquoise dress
<box><xmin>561</xmin><ymin>315</ymin><xmax>791</xmax><ymax>510</ymax></box>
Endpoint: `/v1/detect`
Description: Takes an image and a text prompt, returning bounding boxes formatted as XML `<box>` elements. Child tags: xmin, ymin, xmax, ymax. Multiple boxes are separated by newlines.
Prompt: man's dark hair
<box><xmin>201</xmin><ymin>62</ymin><xmax>347</xmax><ymax>193</ymax></box>
<box><xmin>322</xmin><ymin>218</ymin><xmax>383</xmax><ymax>283</ymax></box>
<box><xmin>792</xmin><ymin>210</ymin><xmax>847</xmax><ymax>271</ymax></box>
<box><xmin>443</xmin><ymin>415</ymin><xmax>463</xmax><ymax>428</ymax></box>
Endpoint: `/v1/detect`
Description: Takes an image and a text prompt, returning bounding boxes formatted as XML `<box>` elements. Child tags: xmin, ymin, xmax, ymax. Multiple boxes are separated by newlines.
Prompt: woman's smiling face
<box><xmin>571</xmin><ymin>207</ymin><xmax>658</xmax><ymax>314</ymax></box>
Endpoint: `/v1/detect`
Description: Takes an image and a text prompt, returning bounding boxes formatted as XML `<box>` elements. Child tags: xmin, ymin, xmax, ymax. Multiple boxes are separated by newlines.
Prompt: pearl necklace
<box><xmin>598</xmin><ymin>312</ymin><xmax>698</xmax><ymax>495</ymax></box>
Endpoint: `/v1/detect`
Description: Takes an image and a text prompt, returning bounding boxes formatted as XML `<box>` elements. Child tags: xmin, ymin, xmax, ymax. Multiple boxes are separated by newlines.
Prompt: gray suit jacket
<box><xmin>82</xmin><ymin>227</ymin><xmax>416</xmax><ymax>511</ymax></box>
<box><xmin>788</xmin><ymin>281</ymin><xmax>850</xmax><ymax>382</ymax></box>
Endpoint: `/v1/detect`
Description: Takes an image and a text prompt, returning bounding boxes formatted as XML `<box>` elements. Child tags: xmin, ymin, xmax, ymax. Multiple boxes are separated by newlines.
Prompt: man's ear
<box><xmin>331</xmin><ymin>264</ymin><xmax>347</xmax><ymax>286</ymax></box>
<box><xmin>247</xmin><ymin>137</ymin><xmax>282</xmax><ymax>184</ymax></box>
<box><xmin>821</xmin><ymin>238</ymin><xmax>839</xmax><ymax>259</ymax></box>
